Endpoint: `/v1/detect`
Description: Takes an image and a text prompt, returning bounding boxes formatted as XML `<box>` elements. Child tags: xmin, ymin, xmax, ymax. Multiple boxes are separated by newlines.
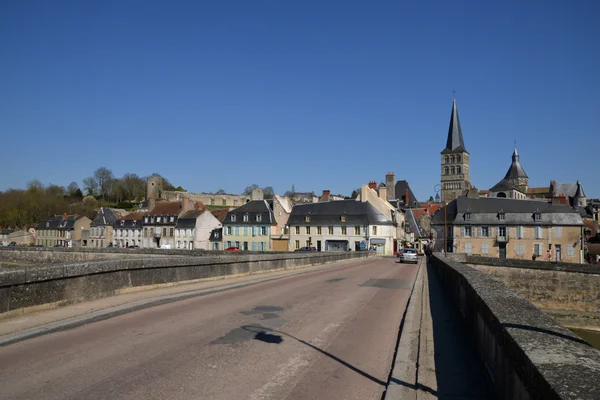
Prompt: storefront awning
<box><xmin>370</xmin><ymin>238</ymin><xmax>386</xmax><ymax>245</ymax></box>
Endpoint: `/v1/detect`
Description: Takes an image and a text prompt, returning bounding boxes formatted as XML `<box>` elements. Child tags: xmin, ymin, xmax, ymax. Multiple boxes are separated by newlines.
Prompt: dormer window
<box><xmin>170</xmin><ymin>217</ymin><xmax>174</xmax><ymax>222</ymax></box>
<box><xmin>243</xmin><ymin>214</ymin><xmax>249</xmax><ymax>222</ymax></box>
<box><xmin>305</xmin><ymin>216</ymin><xmax>311</xmax><ymax>222</ymax></box>
<box><xmin>465</xmin><ymin>212</ymin><xmax>471</xmax><ymax>221</ymax></box>
<box><xmin>498</xmin><ymin>210</ymin><xmax>505</xmax><ymax>221</ymax></box>
<box><xmin>256</xmin><ymin>214</ymin><xmax>262</xmax><ymax>222</ymax></box>
<box><xmin>144</xmin><ymin>217</ymin><xmax>149</xmax><ymax>223</ymax></box>
<box><xmin>231</xmin><ymin>215</ymin><xmax>236</xmax><ymax>222</ymax></box>
<box><xmin>132</xmin><ymin>221</ymin><xmax>137</xmax><ymax>226</ymax></box>
<box><xmin>157</xmin><ymin>217</ymin><xmax>161</xmax><ymax>223</ymax></box>
<box><xmin>120</xmin><ymin>221</ymin><xmax>125</xmax><ymax>226</ymax></box>
<box><xmin>341</xmin><ymin>216</ymin><xmax>347</xmax><ymax>222</ymax></box>
<box><xmin>534</xmin><ymin>209</ymin><xmax>541</xmax><ymax>222</ymax></box>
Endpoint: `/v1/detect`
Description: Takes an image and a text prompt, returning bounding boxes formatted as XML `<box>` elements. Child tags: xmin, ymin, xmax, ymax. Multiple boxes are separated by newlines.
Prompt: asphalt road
<box><xmin>0</xmin><ymin>256</ymin><xmax>418</xmax><ymax>400</ymax></box>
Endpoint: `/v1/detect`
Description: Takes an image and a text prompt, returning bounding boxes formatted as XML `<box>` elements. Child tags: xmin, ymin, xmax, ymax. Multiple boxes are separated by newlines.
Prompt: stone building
<box><xmin>431</xmin><ymin>196</ymin><xmax>584</xmax><ymax>262</ymax></box>
<box><xmin>222</xmin><ymin>200</ymin><xmax>276</xmax><ymax>251</ymax></box>
<box><xmin>174</xmin><ymin>209</ymin><xmax>222</xmax><ymax>250</ymax></box>
<box><xmin>489</xmin><ymin>148</ymin><xmax>529</xmax><ymax>199</ymax></box>
<box><xmin>89</xmin><ymin>207</ymin><xmax>128</xmax><ymax>248</ymax></box>
<box><xmin>268</xmin><ymin>195</ymin><xmax>293</xmax><ymax>251</ymax></box>
<box><xmin>8</xmin><ymin>230</ymin><xmax>35</xmax><ymax>246</ymax></box>
<box><xmin>36</xmin><ymin>214</ymin><xmax>91</xmax><ymax>248</ymax></box>
<box><xmin>162</xmin><ymin>191</ymin><xmax>253</xmax><ymax>207</ymax></box>
<box><xmin>287</xmin><ymin>184</ymin><xmax>404</xmax><ymax>255</ymax></box>
<box><xmin>113</xmin><ymin>212</ymin><xmax>145</xmax><ymax>248</ymax></box>
<box><xmin>440</xmin><ymin>98</ymin><xmax>471</xmax><ymax>203</ymax></box>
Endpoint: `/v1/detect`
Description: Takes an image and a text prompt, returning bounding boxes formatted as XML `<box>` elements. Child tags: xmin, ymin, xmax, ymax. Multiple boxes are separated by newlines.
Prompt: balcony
<box><xmin>496</xmin><ymin>235</ymin><xmax>510</xmax><ymax>243</ymax></box>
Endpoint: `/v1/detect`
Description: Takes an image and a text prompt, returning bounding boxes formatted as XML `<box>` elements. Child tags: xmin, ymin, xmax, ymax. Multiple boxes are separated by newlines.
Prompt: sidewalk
<box><xmin>0</xmin><ymin>257</ymin><xmax>368</xmax><ymax>346</ymax></box>
<box><xmin>385</xmin><ymin>259</ymin><xmax>492</xmax><ymax>399</ymax></box>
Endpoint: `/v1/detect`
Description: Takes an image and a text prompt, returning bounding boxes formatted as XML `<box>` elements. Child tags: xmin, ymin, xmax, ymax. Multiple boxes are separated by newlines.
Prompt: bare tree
<box><xmin>215</xmin><ymin>189</ymin><xmax>226</xmax><ymax>195</ymax></box>
<box><xmin>263</xmin><ymin>186</ymin><xmax>275</xmax><ymax>199</ymax></box>
<box><xmin>93</xmin><ymin>167</ymin><xmax>114</xmax><ymax>200</ymax></box>
<box><xmin>83</xmin><ymin>177</ymin><xmax>98</xmax><ymax>197</ymax></box>
<box><xmin>67</xmin><ymin>182</ymin><xmax>80</xmax><ymax>196</ymax></box>
<box><xmin>243</xmin><ymin>184</ymin><xmax>259</xmax><ymax>195</ymax></box>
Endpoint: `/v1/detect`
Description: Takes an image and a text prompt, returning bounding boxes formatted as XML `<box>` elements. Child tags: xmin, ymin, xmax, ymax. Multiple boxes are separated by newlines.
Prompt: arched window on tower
<box><xmin>450</xmin><ymin>155</ymin><xmax>455</xmax><ymax>163</ymax></box>
<box><xmin>456</xmin><ymin>155</ymin><xmax>461</xmax><ymax>163</ymax></box>
<box><xmin>457</xmin><ymin>166</ymin><xmax>461</xmax><ymax>174</ymax></box>
<box><xmin>450</xmin><ymin>166</ymin><xmax>455</xmax><ymax>175</ymax></box>
<box><xmin>444</xmin><ymin>156</ymin><xmax>449</xmax><ymax>164</ymax></box>
<box><xmin>444</xmin><ymin>166</ymin><xmax>449</xmax><ymax>175</ymax></box>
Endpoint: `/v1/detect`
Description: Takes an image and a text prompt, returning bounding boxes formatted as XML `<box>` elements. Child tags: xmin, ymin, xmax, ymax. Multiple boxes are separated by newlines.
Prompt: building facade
<box><xmin>175</xmin><ymin>210</ymin><xmax>222</xmax><ymax>250</ymax></box>
<box><xmin>441</xmin><ymin>98</ymin><xmax>471</xmax><ymax>203</ymax></box>
<box><xmin>431</xmin><ymin>196</ymin><xmax>584</xmax><ymax>262</ymax></box>
<box><xmin>89</xmin><ymin>207</ymin><xmax>128</xmax><ymax>248</ymax></box>
<box><xmin>36</xmin><ymin>214</ymin><xmax>91</xmax><ymax>247</ymax></box>
<box><xmin>489</xmin><ymin>148</ymin><xmax>529</xmax><ymax>199</ymax></box>
<box><xmin>222</xmin><ymin>200</ymin><xmax>276</xmax><ymax>251</ymax></box>
<box><xmin>113</xmin><ymin>212</ymin><xmax>144</xmax><ymax>248</ymax></box>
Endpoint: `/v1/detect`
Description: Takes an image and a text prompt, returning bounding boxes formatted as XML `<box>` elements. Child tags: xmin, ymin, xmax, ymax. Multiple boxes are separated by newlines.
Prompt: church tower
<box><xmin>440</xmin><ymin>98</ymin><xmax>470</xmax><ymax>202</ymax></box>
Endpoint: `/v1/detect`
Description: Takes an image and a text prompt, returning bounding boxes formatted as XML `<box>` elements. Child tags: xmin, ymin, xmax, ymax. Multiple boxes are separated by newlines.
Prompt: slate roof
<box><xmin>574</xmin><ymin>181</ymin><xmax>586</xmax><ymax>198</ymax></box>
<box><xmin>39</xmin><ymin>214</ymin><xmax>84</xmax><ymax>230</ymax></box>
<box><xmin>405</xmin><ymin>209</ymin><xmax>429</xmax><ymax>238</ymax></box>
<box><xmin>441</xmin><ymin>98</ymin><xmax>468</xmax><ymax>154</ymax></box>
<box><xmin>91</xmin><ymin>208</ymin><xmax>127</xmax><ymax>227</ymax></box>
<box><xmin>503</xmin><ymin>148</ymin><xmax>528</xmax><ymax>180</ymax></box>
<box><xmin>176</xmin><ymin>210</ymin><xmax>205</xmax><ymax>229</ymax></box>
<box><xmin>224</xmin><ymin>200</ymin><xmax>275</xmax><ymax>225</ymax></box>
<box><xmin>552</xmin><ymin>182</ymin><xmax>579</xmax><ymax>198</ymax></box>
<box><xmin>147</xmin><ymin>201</ymin><xmax>183</xmax><ymax>216</ymax></box>
<box><xmin>288</xmin><ymin>200</ymin><xmax>393</xmax><ymax>226</ymax></box>
<box><xmin>210</xmin><ymin>227</ymin><xmax>222</xmax><ymax>241</ymax></box>
<box><xmin>394</xmin><ymin>180</ymin><xmax>418</xmax><ymax>205</ymax></box>
<box><xmin>431</xmin><ymin>196</ymin><xmax>583</xmax><ymax>226</ymax></box>
<box><xmin>489</xmin><ymin>179</ymin><xmax>523</xmax><ymax>193</ymax></box>
<box><xmin>210</xmin><ymin>208</ymin><xmax>230</xmax><ymax>222</ymax></box>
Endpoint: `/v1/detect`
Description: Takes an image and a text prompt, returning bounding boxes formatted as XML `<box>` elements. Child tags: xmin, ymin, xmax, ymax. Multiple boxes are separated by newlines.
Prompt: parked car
<box><xmin>7</xmin><ymin>242</ymin><xmax>17</xmax><ymax>247</ymax></box>
<box><xmin>225</xmin><ymin>246</ymin><xmax>240</xmax><ymax>251</ymax></box>
<box><xmin>398</xmin><ymin>248</ymin><xmax>418</xmax><ymax>263</ymax></box>
<box><xmin>295</xmin><ymin>246</ymin><xmax>317</xmax><ymax>252</ymax></box>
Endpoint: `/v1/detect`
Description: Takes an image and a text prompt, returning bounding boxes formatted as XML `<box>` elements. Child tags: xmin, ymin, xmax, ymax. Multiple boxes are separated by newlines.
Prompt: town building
<box><xmin>8</xmin><ymin>230</ymin><xmax>35</xmax><ymax>246</ymax></box>
<box><xmin>287</xmin><ymin>184</ymin><xmax>404</xmax><ymax>255</ymax></box>
<box><xmin>489</xmin><ymin>148</ymin><xmax>529</xmax><ymax>199</ymax></box>
<box><xmin>174</xmin><ymin>209</ymin><xmax>222</xmax><ymax>250</ymax></box>
<box><xmin>222</xmin><ymin>200</ymin><xmax>276</xmax><ymax>251</ymax></box>
<box><xmin>113</xmin><ymin>211</ymin><xmax>145</xmax><ymax>248</ymax></box>
<box><xmin>89</xmin><ymin>207</ymin><xmax>128</xmax><ymax>248</ymax></box>
<box><xmin>269</xmin><ymin>195</ymin><xmax>293</xmax><ymax>251</ymax></box>
<box><xmin>440</xmin><ymin>98</ymin><xmax>471</xmax><ymax>203</ymax></box>
<box><xmin>36</xmin><ymin>214</ymin><xmax>92</xmax><ymax>247</ymax></box>
<box><xmin>141</xmin><ymin>198</ymin><xmax>198</xmax><ymax>249</ymax></box>
<box><xmin>162</xmin><ymin>190</ymin><xmax>252</xmax><ymax>207</ymax></box>
<box><xmin>209</xmin><ymin>228</ymin><xmax>223</xmax><ymax>250</ymax></box>
<box><xmin>431</xmin><ymin>196</ymin><xmax>584</xmax><ymax>262</ymax></box>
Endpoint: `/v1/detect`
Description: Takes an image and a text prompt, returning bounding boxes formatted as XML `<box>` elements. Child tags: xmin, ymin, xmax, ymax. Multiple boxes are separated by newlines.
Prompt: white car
<box><xmin>398</xmin><ymin>248</ymin><xmax>418</xmax><ymax>263</ymax></box>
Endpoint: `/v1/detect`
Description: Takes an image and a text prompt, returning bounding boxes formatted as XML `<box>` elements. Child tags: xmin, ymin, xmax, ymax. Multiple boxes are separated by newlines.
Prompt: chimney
<box><xmin>466</xmin><ymin>188</ymin><xmax>479</xmax><ymax>198</ymax></box>
<box><xmin>379</xmin><ymin>186</ymin><xmax>387</xmax><ymax>201</ymax></box>
<box><xmin>368</xmin><ymin>181</ymin><xmax>377</xmax><ymax>190</ymax></box>
<box><xmin>385</xmin><ymin>172</ymin><xmax>395</xmax><ymax>200</ymax></box>
<box><xmin>405</xmin><ymin>189</ymin><xmax>409</xmax><ymax>206</ymax></box>
<box><xmin>321</xmin><ymin>190</ymin><xmax>331</xmax><ymax>202</ymax></box>
<box><xmin>182</xmin><ymin>195</ymin><xmax>195</xmax><ymax>213</ymax></box>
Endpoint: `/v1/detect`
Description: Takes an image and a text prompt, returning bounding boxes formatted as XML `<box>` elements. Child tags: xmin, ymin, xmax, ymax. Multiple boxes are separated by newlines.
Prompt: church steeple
<box><xmin>504</xmin><ymin>147</ymin><xmax>528</xmax><ymax>183</ymax></box>
<box><xmin>442</xmin><ymin>98</ymin><xmax>467</xmax><ymax>153</ymax></box>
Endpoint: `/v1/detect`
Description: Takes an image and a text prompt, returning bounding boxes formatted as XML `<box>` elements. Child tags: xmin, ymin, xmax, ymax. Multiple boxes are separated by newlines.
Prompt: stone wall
<box><xmin>463</xmin><ymin>255</ymin><xmax>600</xmax><ymax>330</ymax></box>
<box><xmin>430</xmin><ymin>254</ymin><xmax>600</xmax><ymax>400</ymax></box>
<box><xmin>0</xmin><ymin>251</ymin><xmax>374</xmax><ymax>316</ymax></box>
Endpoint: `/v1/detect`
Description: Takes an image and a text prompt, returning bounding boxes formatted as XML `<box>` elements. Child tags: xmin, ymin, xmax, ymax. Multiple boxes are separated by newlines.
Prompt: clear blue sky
<box><xmin>1</xmin><ymin>0</ymin><xmax>598</xmax><ymax>200</ymax></box>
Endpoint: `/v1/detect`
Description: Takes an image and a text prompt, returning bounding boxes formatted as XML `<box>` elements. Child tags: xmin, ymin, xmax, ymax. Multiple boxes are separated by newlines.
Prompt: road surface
<box><xmin>0</xmin><ymin>256</ymin><xmax>418</xmax><ymax>400</ymax></box>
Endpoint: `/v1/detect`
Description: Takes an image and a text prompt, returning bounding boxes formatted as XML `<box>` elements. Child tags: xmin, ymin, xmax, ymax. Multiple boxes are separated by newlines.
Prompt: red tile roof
<box><xmin>211</xmin><ymin>208</ymin><xmax>229</xmax><ymax>222</ymax></box>
<box><xmin>120</xmin><ymin>211</ymin><xmax>145</xmax><ymax>221</ymax></box>
<box><xmin>147</xmin><ymin>201</ymin><xmax>183</xmax><ymax>216</ymax></box>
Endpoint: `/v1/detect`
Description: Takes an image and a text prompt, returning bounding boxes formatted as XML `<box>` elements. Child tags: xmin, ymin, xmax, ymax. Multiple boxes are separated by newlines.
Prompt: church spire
<box><xmin>443</xmin><ymin>98</ymin><xmax>467</xmax><ymax>153</ymax></box>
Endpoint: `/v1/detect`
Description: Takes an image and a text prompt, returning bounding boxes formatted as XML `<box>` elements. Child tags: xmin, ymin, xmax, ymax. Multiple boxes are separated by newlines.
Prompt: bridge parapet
<box><xmin>430</xmin><ymin>253</ymin><xmax>600</xmax><ymax>400</ymax></box>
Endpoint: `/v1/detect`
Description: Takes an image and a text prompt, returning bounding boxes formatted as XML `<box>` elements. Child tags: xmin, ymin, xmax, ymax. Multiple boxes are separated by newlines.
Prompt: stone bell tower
<box><xmin>440</xmin><ymin>98</ymin><xmax>470</xmax><ymax>202</ymax></box>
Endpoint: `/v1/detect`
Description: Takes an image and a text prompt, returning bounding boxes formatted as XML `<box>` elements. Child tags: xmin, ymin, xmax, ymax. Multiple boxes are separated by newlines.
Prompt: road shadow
<box><xmin>426</xmin><ymin>262</ymin><xmax>496</xmax><ymax>399</ymax></box>
<box><xmin>502</xmin><ymin>323</ymin><xmax>592</xmax><ymax>347</ymax></box>
<box><xmin>242</xmin><ymin>325</ymin><xmax>386</xmax><ymax>386</ymax></box>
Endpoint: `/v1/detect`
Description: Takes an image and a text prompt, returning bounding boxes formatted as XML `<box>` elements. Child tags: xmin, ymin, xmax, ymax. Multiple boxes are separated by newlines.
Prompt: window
<box><xmin>517</xmin><ymin>226</ymin><xmax>524</xmax><ymax>239</ymax></box>
<box><xmin>329</xmin><ymin>226</ymin><xmax>333</xmax><ymax>235</ymax></box>
<box><xmin>341</xmin><ymin>216</ymin><xmax>346</xmax><ymax>222</ymax></box>
<box><xmin>306</xmin><ymin>227</ymin><xmax>311</xmax><ymax>235</ymax></box>
<box><xmin>456</xmin><ymin>155</ymin><xmax>461</xmax><ymax>162</ymax></box>
<box><xmin>554</xmin><ymin>227</ymin><xmax>563</xmax><ymax>238</ymax></box>
<box><xmin>305</xmin><ymin>216</ymin><xmax>311</xmax><ymax>222</ymax></box>
<box><xmin>457</xmin><ymin>166</ymin><xmax>461</xmax><ymax>174</ymax></box>
<box><xmin>226</xmin><ymin>226</ymin><xmax>232</xmax><ymax>235</ymax></box>
<box><xmin>516</xmin><ymin>243</ymin><xmax>525</xmax><ymax>256</ymax></box>
<box><xmin>498</xmin><ymin>212</ymin><xmax>505</xmax><ymax>221</ymax></box>
<box><xmin>157</xmin><ymin>217</ymin><xmax>161</xmax><ymax>223</ymax></box>
<box><xmin>213</xmin><ymin>243</ymin><xmax>220</xmax><ymax>250</ymax></box>
<box><xmin>534</xmin><ymin>212</ymin><xmax>541</xmax><ymax>222</ymax></box>
<box><xmin>234</xmin><ymin>200</ymin><xmax>238</xmax><ymax>206</ymax></box>
<box><xmin>498</xmin><ymin>226</ymin><xmax>506</xmax><ymax>237</ymax></box>
<box><xmin>231</xmin><ymin>215</ymin><xmax>236</xmax><ymax>222</ymax></box>
<box><xmin>256</xmin><ymin>215</ymin><xmax>262</xmax><ymax>222</ymax></box>
<box><xmin>144</xmin><ymin>217</ymin><xmax>149</xmax><ymax>223</ymax></box>
<box><xmin>450</xmin><ymin>166</ymin><xmax>455</xmax><ymax>174</ymax></box>
<box><xmin>222</xmin><ymin>199</ymin><xmax>226</xmax><ymax>206</ymax></box>
<box><xmin>354</xmin><ymin>226</ymin><xmax>360</xmax><ymax>235</ymax></box>
<box><xmin>464</xmin><ymin>226</ymin><xmax>472</xmax><ymax>237</ymax></box>
<box><xmin>451</xmin><ymin>155</ymin><xmax>455</xmax><ymax>163</ymax></box>
<box><xmin>465</xmin><ymin>212</ymin><xmax>471</xmax><ymax>221</ymax></box>
<box><xmin>534</xmin><ymin>226</ymin><xmax>543</xmax><ymax>239</ymax></box>
<box><xmin>295</xmin><ymin>226</ymin><xmax>300</xmax><ymax>235</ymax></box>
<box><xmin>480</xmin><ymin>226</ymin><xmax>489</xmax><ymax>237</ymax></box>
<box><xmin>317</xmin><ymin>226</ymin><xmax>322</xmax><ymax>235</ymax></box>
<box><xmin>481</xmin><ymin>243</ymin><xmax>489</xmax><ymax>254</ymax></box>
<box><xmin>211</xmin><ymin>198</ymin><xmax>215</xmax><ymax>205</ymax></box>
<box><xmin>261</xmin><ymin>227</ymin><xmax>267</xmax><ymax>236</ymax></box>
<box><xmin>444</xmin><ymin>167</ymin><xmax>449</xmax><ymax>175</ymax></box>
<box><xmin>243</xmin><ymin>214</ymin><xmax>249</xmax><ymax>222</ymax></box>
<box><xmin>235</xmin><ymin>226</ymin><xmax>240</xmax><ymax>235</ymax></box>
<box><xmin>215</xmin><ymin>232</ymin><xmax>219</xmax><ymax>239</ymax></box>
<box><xmin>341</xmin><ymin>226</ymin><xmax>347</xmax><ymax>235</ymax></box>
<box><xmin>243</xmin><ymin>226</ymin><xmax>248</xmax><ymax>236</ymax></box>
<box><xmin>444</xmin><ymin>156</ymin><xmax>448</xmax><ymax>164</ymax></box>
<box><xmin>464</xmin><ymin>242</ymin><xmax>472</xmax><ymax>254</ymax></box>
<box><xmin>163</xmin><ymin>228</ymin><xmax>167</xmax><ymax>236</ymax></box>
<box><xmin>372</xmin><ymin>226</ymin><xmax>377</xmax><ymax>235</ymax></box>
<box><xmin>170</xmin><ymin>228</ymin><xmax>174</xmax><ymax>236</ymax></box>
<box><xmin>567</xmin><ymin>244</ymin><xmax>575</xmax><ymax>257</ymax></box>
<box><xmin>235</xmin><ymin>241</ymin><xmax>240</xmax><ymax>248</ymax></box>
<box><xmin>295</xmin><ymin>240</ymin><xmax>300</xmax><ymax>249</ymax></box>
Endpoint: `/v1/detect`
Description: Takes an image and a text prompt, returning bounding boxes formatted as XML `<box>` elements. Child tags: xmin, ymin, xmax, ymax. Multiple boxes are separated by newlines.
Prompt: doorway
<box><xmin>555</xmin><ymin>244</ymin><xmax>561</xmax><ymax>262</ymax></box>
<box><xmin>317</xmin><ymin>240</ymin><xmax>322</xmax><ymax>252</ymax></box>
<box><xmin>499</xmin><ymin>243</ymin><xmax>507</xmax><ymax>259</ymax></box>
